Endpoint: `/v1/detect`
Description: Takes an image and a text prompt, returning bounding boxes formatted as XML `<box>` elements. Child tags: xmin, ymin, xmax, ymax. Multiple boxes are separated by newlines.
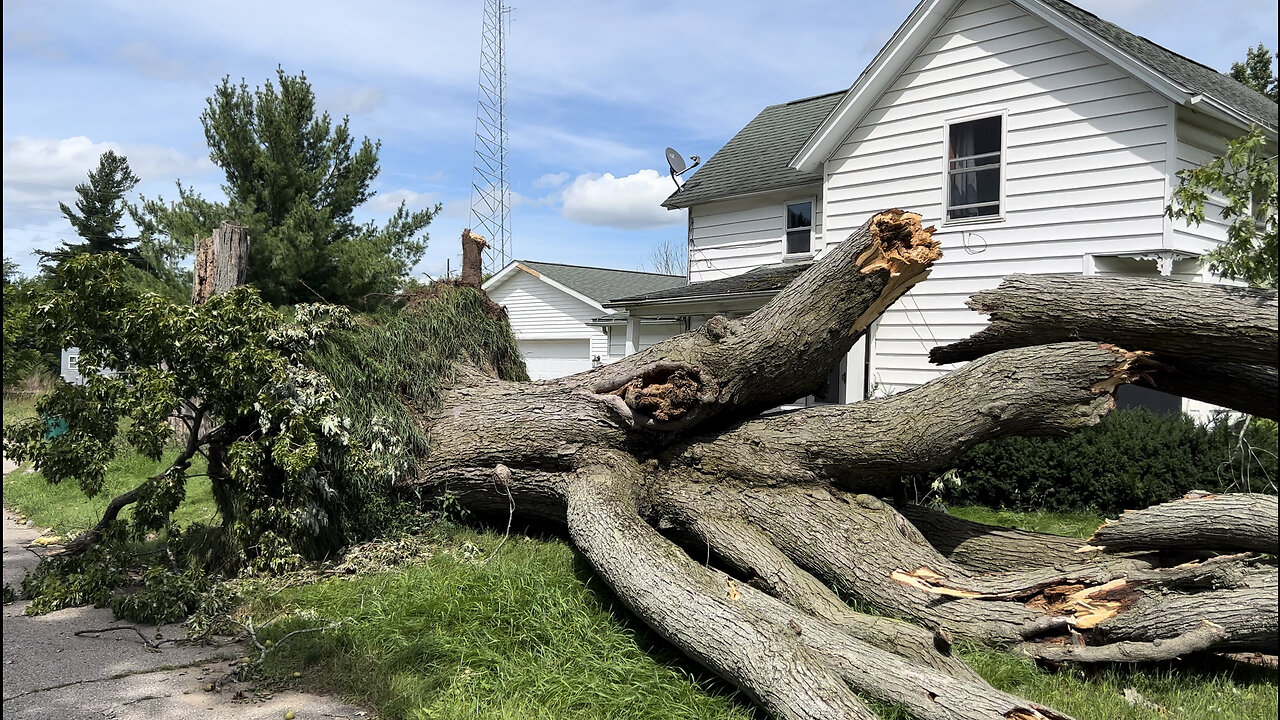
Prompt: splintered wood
<box><xmin>849</xmin><ymin>210</ymin><xmax>941</xmax><ymax>334</ymax></box>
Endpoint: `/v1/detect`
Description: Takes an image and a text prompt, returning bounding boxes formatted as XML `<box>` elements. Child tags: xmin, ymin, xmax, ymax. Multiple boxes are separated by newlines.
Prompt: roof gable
<box><xmin>793</xmin><ymin>0</ymin><xmax>1277</xmax><ymax>172</ymax></box>
<box><xmin>1033</xmin><ymin>0</ymin><xmax>1276</xmax><ymax>129</ymax></box>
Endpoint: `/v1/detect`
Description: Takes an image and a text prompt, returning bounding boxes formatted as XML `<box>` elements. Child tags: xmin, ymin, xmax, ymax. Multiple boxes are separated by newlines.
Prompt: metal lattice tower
<box><xmin>470</xmin><ymin>0</ymin><xmax>512</xmax><ymax>275</ymax></box>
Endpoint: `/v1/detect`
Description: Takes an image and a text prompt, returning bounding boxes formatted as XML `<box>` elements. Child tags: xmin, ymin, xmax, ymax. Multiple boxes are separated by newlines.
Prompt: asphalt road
<box><xmin>2</xmin><ymin>456</ymin><xmax>372</xmax><ymax>720</ymax></box>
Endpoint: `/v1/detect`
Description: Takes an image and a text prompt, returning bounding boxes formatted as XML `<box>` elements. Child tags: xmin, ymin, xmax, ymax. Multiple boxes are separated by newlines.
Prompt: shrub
<box><xmin>948</xmin><ymin>409</ymin><xmax>1278</xmax><ymax>514</ymax></box>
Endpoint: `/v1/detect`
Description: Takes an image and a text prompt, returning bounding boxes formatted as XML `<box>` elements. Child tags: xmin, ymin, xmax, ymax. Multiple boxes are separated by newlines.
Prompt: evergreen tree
<box><xmin>2</xmin><ymin>259</ymin><xmax>53</xmax><ymax>388</ymax></box>
<box><xmin>138</xmin><ymin>68</ymin><xmax>439</xmax><ymax>307</ymax></box>
<box><xmin>1230</xmin><ymin>44</ymin><xmax>1279</xmax><ymax>102</ymax></box>
<box><xmin>38</xmin><ymin>150</ymin><xmax>142</xmax><ymax>267</ymax></box>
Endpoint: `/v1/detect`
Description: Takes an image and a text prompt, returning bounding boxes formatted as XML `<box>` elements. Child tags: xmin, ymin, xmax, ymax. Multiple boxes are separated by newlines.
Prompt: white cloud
<box><xmin>560</xmin><ymin>169</ymin><xmax>684</xmax><ymax>230</ymax></box>
<box><xmin>512</xmin><ymin>125</ymin><xmax>650</xmax><ymax>167</ymax></box>
<box><xmin>533</xmin><ymin>172</ymin><xmax>569</xmax><ymax>189</ymax></box>
<box><xmin>362</xmin><ymin>188</ymin><xmax>439</xmax><ymax>214</ymax></box>
<box><xmin>3</xmin><ymin>136</ymin><xmax>212</xmax><ymax>202</ymax></box>
<box><xmin>325</xmin><ymin>85</ymin><xmax>388</xmax><ymax>116</ymax></box>
<box><xmin>2</xmin><ymin>136</ymin><xmax>218</xmax><ymax>271</ymax></box>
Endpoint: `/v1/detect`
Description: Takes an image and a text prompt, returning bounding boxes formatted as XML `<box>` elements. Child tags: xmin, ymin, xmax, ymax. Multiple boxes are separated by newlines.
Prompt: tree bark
<box><xmin>192</xmin><ymin>221</ymin><xmax>249</xmax><ymax>303</ymax></box>
<box><xmin>398</xmin><ymin>210</ymin><xmax>1280</xmax><ymax>720</ymax></box>
<box><xmin>929</xmin><ymin>274</ymin><xmax>1279</xmax><ymax>418</ymax></box>
<box><xmin>896</xmin><ymin>504</ymin><xmax>1087</xmax><ymax>573</ymax></box>
<box><xmin>563</xmin><ymin>209</ymin><xmax>942</xmax><ymax>431</ymax></box>
<box><xmin>460</xmin><ymin>229</ymin><xmax>488</xmax><ymax>287</ymax></box>
<box><xmin>1086</xmin><ymin>492</ymin><xmax>1279</xmax><ymax>555</ymax></box>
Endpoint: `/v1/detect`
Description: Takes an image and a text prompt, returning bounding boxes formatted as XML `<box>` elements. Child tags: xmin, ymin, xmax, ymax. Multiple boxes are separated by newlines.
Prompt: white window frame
<box><xmin>67</xmin><ymin>354</ymin><xmax>79</xmax><ymax>369</ymax></box>
<box><xmin>941</xmin><ymin>110</ymin><xmax>1007</xmax><ymax>227</ymax></box>
<box><xmin>783</xmin><ymin>197</ymin><xmax>816</xmax><ymax>259</ymax></box>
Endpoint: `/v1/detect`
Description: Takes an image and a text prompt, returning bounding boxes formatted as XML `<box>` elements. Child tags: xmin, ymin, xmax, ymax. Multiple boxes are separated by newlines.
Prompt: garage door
<box><xmin>519</xmin><ymin>339</ymin><xmax>592</xmax><ymax>380</ymax></box>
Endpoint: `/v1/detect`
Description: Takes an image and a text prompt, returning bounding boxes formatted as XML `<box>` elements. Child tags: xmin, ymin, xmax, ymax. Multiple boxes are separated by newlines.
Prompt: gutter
<box><xmin>604</xmin><ymin>289</ymin><xmax>780</xmax><ymax>310</ymax></box>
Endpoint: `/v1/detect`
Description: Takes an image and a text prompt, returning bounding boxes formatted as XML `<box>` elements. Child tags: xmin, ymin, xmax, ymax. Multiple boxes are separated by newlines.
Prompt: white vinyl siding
<box><xmin>823</xmin><ymin>0</ymin><xmax>1173</xmax><ymax>396</ymax></box>
<box><xmin>1169</xmin><ymin>117</ymin><xmax>1233</xmax><ymax>255</ymax></box>
<box><xmin>688</xmin><ymin>186</ymin><xmax>824</xmax><ymax>282</ymax></box>
<box><xmin>487</xmin><ymin>270</ymin><xmax>609</xmax><ymax>375</ymax></box>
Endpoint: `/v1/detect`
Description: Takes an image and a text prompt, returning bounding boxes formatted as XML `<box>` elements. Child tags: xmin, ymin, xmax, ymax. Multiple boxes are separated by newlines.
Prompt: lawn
<box><xmin>947</xmin><ymin>504</ymin><xmax>1104</xmax><ymax>538</ymax></box>
<box><xmin>2</xmin><ymin>393</ymin><xmax>217</xmax><ymax>535</ymax></box>
<box><xmin>243</xmin><ymin>523</ymin><xmax>1275</xmax><ymax>720</ymax></box>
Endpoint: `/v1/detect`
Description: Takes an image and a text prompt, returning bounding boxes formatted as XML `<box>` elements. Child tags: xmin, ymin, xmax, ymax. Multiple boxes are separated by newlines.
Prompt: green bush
<box><xmin>950</xmin><ymin>409</ymin><xmax>1278</xmax><ymax>514</ymax></box>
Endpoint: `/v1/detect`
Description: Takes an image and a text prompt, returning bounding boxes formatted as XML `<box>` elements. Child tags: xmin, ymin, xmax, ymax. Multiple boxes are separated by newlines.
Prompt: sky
<box><xmin>3</xmin><ymin>0</ymin><xmax>1277</xmax><ymax>281</ymax></box>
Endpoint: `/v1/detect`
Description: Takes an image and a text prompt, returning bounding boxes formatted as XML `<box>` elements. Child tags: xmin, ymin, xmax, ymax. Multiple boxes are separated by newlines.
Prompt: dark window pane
<box><xmin>949</xmin><ymin>203</ymin><xmax>1001</xmax><ymax>219</ymax></box>
<box><xmin>949</xmin><ymin>167</ymin><xmax>1000</xmax><ymax>208</ymax></box>
<box><xmin>786</xmin><ymin>202</ymin><xmax>812</xmax><ymax>229</ymax></box>
<box><xmin>949</xmin><ymin>115</ymin><xmax>1001</xmax><ymax>159</ymax></box>
<box><xmin>812</xmin><ymin>360</ymin><xmax>842</xmax><ymax>404</ymax></box>
<box><xmin>786</xmin><ymin>229</ymin><xmax>810</xmax><ymax>254</ymax></box>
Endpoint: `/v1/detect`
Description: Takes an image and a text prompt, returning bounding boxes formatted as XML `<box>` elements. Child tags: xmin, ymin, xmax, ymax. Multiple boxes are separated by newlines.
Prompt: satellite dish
<box><xmin>665</xmin><ymin>147</ymin><xmax>687</xmax><ymax>175</ymax></box>
<box><xmin>665</xmin><ymin>147</ymin><xmax>701</xmax><ymax>189</ymax></box>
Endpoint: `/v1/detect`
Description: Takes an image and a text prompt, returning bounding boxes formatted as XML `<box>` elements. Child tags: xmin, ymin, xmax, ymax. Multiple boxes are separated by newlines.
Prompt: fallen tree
<box><xmin>9</xmin><ymin>210</ymin><xmax>1278</xmax><ymax>720</ymax></box>
<box><xmin>409</xmin><ymin>211</ymin><xmax>1278</xmax><ymax>719</ymax></box>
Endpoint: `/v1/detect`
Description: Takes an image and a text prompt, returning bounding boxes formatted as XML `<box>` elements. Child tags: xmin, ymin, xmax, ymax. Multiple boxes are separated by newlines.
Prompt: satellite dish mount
<box><xmin>665</xmin><ymin>147</ymin><xmax>701</xmax><ymax>189</ymax></box>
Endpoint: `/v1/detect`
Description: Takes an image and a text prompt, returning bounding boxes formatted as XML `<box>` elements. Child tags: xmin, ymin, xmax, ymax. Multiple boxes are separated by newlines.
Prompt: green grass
<box><xmin>4</xmin><ymin>393</ymin><xmax>218</xmax><ymax>535</ymax></box>
<box><xmin>2</xmin><ymin>392</ymin><xmax>38</xmax><ymax>431</ymax></box>
<box><xmin>2</xmin><ymin>449</ymin><xmax>216</xmax><ymax>535</ymax></box>
<box><xmin>946</xmin><ymin>504</ymin><xmax>1105</xmax><ymax>538</ymax></box>
<box><xmin>249</xmin><ymin>524</ymin><xmax>757</xmax><ymax>720</ymax></box>
<box><xmin>962</xmin><ymin>644</ymin><xmax>1277</xmax><ymax>720</ymax></box>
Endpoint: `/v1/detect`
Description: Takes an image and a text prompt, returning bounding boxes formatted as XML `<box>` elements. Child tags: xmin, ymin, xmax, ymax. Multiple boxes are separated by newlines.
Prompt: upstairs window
<box><xmin>947</xmin><ymin>115</ymin><xmax>1002</xmax><ymax>221</ymax></box>
<box><xmin>785</xmin><ymin>200</ymin><xmax>813</xmax><ymax>255</ymax></box>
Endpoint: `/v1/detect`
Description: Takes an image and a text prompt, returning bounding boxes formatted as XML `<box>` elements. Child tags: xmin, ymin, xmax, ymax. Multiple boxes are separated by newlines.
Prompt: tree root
<box><xmin>567</xmin><ymin>459</ymin><xmax>1075</xmax><ymax>720</ymax></box>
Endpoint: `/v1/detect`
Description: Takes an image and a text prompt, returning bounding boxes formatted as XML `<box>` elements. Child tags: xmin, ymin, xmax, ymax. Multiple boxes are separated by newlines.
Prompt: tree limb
<box><xmin>1086</xmin><ymin>492</ymin><xmax>1279</xmax><ymax>555</ymax></box>
<box><xmin>62</xmin><ymin>407</ymin><xmax>209</xmax><ymax>555</ymax></box>
<box><xmin>668</xmin><ymin>342</ymin><xmax>1157</xmax><ymax>492</ymax></box>
<box><xmin>929</xmin><ymin>274</ymin><xmax>1279</xmax><ymax>418</ymax></box>
<box><xmin>564</xmin><ymin>210</ymin><xmax>942</xmax><ymax>432</ymax></box>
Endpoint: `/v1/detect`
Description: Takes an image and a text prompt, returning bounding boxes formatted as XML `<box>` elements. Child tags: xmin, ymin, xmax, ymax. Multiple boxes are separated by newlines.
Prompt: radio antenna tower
<box><xmin>469</xmin><ymin>0</ymin><xmax>512</xmax><ymax>274</ymax></box>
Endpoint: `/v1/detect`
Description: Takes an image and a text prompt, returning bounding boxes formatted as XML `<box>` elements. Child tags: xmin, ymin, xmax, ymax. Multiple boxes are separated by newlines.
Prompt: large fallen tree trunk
<box><xmin>929</xmin><ymin>274</ymin><xmax>1279</xmax><ymax>418</ymax></box>
<box><xmin>405</xmin><ymin>210</ymin><xmax>1278</xmax><ymax>720</ymax></box>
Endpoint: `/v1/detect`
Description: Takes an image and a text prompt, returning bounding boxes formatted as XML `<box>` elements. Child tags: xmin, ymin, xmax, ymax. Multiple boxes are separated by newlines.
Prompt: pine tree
<box><xmin>138</xmin><ymin>68</ymin><xmax>439</xmax><ymax>307</ymax></box>
<box><xmin>38</xmin><ymin>150</ymin><xmax>142</xmax><ymax>267</ymax></box>
<box><xmin>1230</xmin><ymin>44</ymin><xmax>1279</xmax><ymax>102</ymax></box>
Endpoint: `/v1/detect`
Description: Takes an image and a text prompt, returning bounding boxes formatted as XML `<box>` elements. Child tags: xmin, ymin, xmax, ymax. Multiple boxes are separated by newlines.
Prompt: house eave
<box><xmin>604</xmin><ymin>289</ymin><xmax>779</xmax><ymax>312</ymax></box>
<box><xmin>662</xmin><ymin>179</ymin><xmax>823</xmax><ymax>210</ymax></box>
<box><xmin>792</xmin><ymin>0</ymin><xmax>1276</xmax><ymax>174</ymax></box>
<box><xmin>791</xmin><ymin>0</ymin><xmax>954</xmax><ymax>173</ymax></box>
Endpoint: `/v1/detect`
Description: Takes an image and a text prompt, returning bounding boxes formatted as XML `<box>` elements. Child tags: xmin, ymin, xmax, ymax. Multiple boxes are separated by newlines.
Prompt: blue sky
<box><xmin>4</xmin><ymin>0</ymin><xmax>1276</xmax><ymax>280</ymax></box>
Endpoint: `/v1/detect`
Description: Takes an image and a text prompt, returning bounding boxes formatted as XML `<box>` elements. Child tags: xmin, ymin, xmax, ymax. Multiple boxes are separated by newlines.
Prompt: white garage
<box><xmin>484</xmin><ymin>261</ymin><xmax>687</xmax><ymax>381</ymax></box>
<box><xmin>519</xmin><ymin>339</ymin><xmax>592</xmax><ymax>380</ymax></box>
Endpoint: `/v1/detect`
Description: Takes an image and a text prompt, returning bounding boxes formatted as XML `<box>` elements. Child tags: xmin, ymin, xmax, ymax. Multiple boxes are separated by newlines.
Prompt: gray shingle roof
<box><xmin>1041</xmin><ymin>0</ymin><xmax>1277</xmax><ymax>129</ymax></box>
<box><xmin>607</xmin><ymin>262</ymin><xmax>812</xmax><ymax>306</ymax></box>
<box><xmin>516</xmin><ymin>261</ymin><xmax>685</xmax><ymax>306</ymax></box>
<box><xmin>661</xmin><ymin>91</ymin><xmax>846</xmax><ymax>210</ymax></box>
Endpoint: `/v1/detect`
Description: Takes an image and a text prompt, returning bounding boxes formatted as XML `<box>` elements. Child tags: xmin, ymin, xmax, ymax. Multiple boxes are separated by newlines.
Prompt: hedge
<box><xmin>946</xmin><ymin>409</ymin><xmax>1278</xmax><ymax>515</ymax></box>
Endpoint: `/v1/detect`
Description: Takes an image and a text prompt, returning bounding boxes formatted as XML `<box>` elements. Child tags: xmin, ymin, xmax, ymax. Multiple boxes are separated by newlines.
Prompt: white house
<box><xmin>609</xmin><ymin>0</ymin><xmax>1277</xmax><ymax>413</ymax></box>
<box><xmin>483</xmin><ymin>261</ymin><xmax>685</xmax><ymax>380</ymax></box>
